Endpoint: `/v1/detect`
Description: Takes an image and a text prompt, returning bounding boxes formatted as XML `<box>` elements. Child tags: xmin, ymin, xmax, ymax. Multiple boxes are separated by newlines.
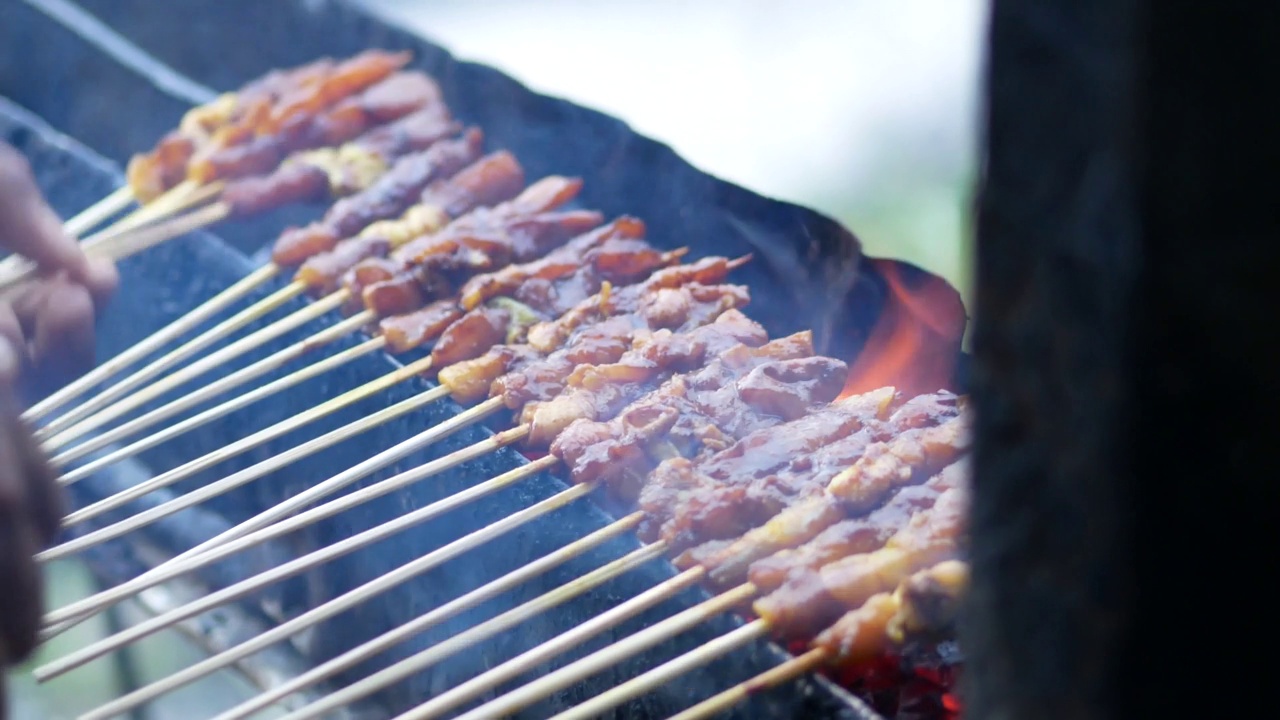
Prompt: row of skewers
<box><xmin>26</xmin><ymin>50</ymin><xmax>971</xmax><ymax>719</ymax></box>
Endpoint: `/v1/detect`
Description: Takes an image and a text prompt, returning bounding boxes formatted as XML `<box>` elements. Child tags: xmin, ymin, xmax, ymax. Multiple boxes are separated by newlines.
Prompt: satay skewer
<box><xmin>42</xmin><ymin>199</ymin><xmax>598</xmax><ymax>473</ymax></box>
<box><xmin>664</xmin><ymin>560</ymin><xmax>970</xmax><ymax>720</ymax></box>
<box><xmin>4</xmin><ymin>55</ymin><xmax>428</xmax><ymax>294</ymax></box>
<box><xmin>29</xmin><ymin>130</ymin><xmax>487</xmax><ymax>432</ymax></box>
<box><xmin>68</xmin><ymin>377</ymin><xmax>939</xmax><ymax>718</ymax></box>
<box><xmin>40</xmin><ymin>254</ymin><xmax>744</xmax><ymax>641</ymax></box>
<box><xmin>34</xmin><ymin>151</ymin><xmax>535</xmax><ymax>446</ymax></box>
<box><xmin>276</xmin><ymin>390</ymin><xmax>964</xmax><ymax>718</ymax></box>
<box><xmin>49</xmin><ymin>223</ymin><xmax>663</xmax><ymax>533</ymax></box>
<box><xmin>23</xmin><ymin>72</ymin><xmax>469</xmax><ymax>425</ymax></box>
<box><xmin>38</xmin><ymin>283</ymin><xmax>763</xmax><ymax>673</ymax></box>
<box><xmin>448</xmin><ymin>484</ymin><xmax>968</xmax><ymax>720</ymax></box>
<box><xmin>39</xmin><ymin>314</ymin><xmax>799</xmax><ymax>712</ymax></box>
<box><xmin>560</xmin><ymin>559</ymin><xmax>972</xmax><ymax>720</ymax></box>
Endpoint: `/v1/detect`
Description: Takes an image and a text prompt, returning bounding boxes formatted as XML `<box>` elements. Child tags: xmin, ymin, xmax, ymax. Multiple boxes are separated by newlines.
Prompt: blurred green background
<box><xmin>12</xmin><ymin>1</ymin><xmax>984</xmax><ymax>717</ymax></box>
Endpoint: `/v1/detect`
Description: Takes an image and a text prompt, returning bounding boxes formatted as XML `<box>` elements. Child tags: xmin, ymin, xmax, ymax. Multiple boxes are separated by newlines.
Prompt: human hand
<box><xmin>0</xmin><ymin>140</ymin><xmax>115</xmax><ymax>692</ymax></box>
<box><xmin>0</xmin><ymin>141</ymin><xmax>118</xmax><ymax>396</ymax></box>
<box><xmin>0</xmin><ymin>382</ymin><xmax>61</xmax><ymax>674</ymax></box>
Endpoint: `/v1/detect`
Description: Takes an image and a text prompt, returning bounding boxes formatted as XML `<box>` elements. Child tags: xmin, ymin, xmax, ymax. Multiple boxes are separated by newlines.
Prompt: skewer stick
<box><xmin>378</xmin><ymin>564</ymin><xmax>706</xmax><ymax>720</ymax></box>
<box><xmin>210</xmin><ymin>513</ymin><xmax>645</xmax><ymax>720</ymax></box>
<box><xmin>0</xmin><ymin>180</ymin><xmax>179</xmax><ymax>281</ymax></box>
<box><xmin>0</xmin><ymin>201</ymin><xmax>228</xmax><ymax>293</ymax></box>
<box><xmin>99</xmin><ymin>181</ymin><xmax>202</xmax><ymax>236</ymax></box>
<box><xmin>666</xmin><ymin>648</ymin><xmax>829</xmax><ymax>720</ymax></box>
<box><xmin>0</xmin><ymin>181</ymin><xmax>207</xmax><ymax>289</ymax></box>
<box><xmin>63</xmin><ymin>186</ymin><xmax>136</xmax><ymax>237</ymax></box>
<box><xmin>51</xmin><ymin>356</ymin><xmax>438</xmax><ymax>533</ymax></box>
<box><xmin>279</xmin><ymin>540</ymin><xmax>665</xmax><ymax>720</ymax></box>
<box><xmin>78</xmin><ymin>181</ymin><xmax>222</xmax><ymax>254</ymax></box>
<box><xmin>90</xmin><ymin>202</ymin><xmax>232</xmax><ymax>264</ymax></box>
<box><xmin>547</xmin><ymin>620</ymin><xmax>771</xmax><ymax>720</ymax></box>
<box><xmin>447</xmin><ymin>584</ymin><xmax>759</xmax><ymax>720</ymax></box>
<box><xmin>39</xmin><ymin>400</ymin><xmax>509</xmax><ymax>639</ymax></box>
<box><xmin>51</xmin><ymin>315</ymin><xmax>378</xmax><ymax>473</ymax></box>
<box><xmin>38</xmin><ymin>462</ymin><xmax>578</xmax><ymax>685</ymax></box>
<box><xmin>38</xmin><ymin>289</ymin><xmax>347</xmax><ymax>449</ymax></box>
<box><xmin>22</xmin><ymin>264</ymin><xmax>281</xmax><ymax>423</ymax></box>
<box><xmin>32</xmin><ymin>278</ymin><xmax>310</xmax><ymax>434</ymax></box>
<box><xmin>38</xmin><ymin>388</ymin><xmax>443</xmax><ymax>563</ymax></box>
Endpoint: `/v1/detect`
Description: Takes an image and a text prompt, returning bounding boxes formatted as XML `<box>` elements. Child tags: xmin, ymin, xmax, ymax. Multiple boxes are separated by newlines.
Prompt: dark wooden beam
<box><xmin>965</xmin><ymin>1</ymin><xmax>1279</xmax><ymax>717</ymax></box>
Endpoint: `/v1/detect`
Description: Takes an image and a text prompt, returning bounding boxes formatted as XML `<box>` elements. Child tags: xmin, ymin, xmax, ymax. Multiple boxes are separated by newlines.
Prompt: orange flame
<box><xmin>838</xmin><ymin>259</ymin><xmax>967</xmax><ymax>400</ymax></box>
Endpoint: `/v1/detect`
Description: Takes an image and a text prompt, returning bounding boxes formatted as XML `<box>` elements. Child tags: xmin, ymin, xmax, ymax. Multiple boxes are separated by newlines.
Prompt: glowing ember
<box><xmin>824</xmin><ymin>652</ymin><xmax>962</xmax><ymax>719</ymax></box>
<box><xmin>839</xmin><ymin>259</ymin><xmax>967</xmax><ymax>401</ymax></box>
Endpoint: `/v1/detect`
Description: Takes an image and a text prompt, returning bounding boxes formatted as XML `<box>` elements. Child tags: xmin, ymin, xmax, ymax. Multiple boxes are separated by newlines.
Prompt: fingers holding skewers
<box><xmin>0</xmin><ymin>142</ymin><xmax>120</xmax><ymax>300</ymax></box>
<box><xmin>0</xmin><ymin>142</ymin><xmax>118</xmax><ymax>395</ymax></box>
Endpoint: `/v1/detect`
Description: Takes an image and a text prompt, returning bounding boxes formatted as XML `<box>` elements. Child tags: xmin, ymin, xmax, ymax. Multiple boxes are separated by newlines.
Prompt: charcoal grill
<box><xmin>1</xmin><ymin>1</ymin><xmax>969</xmax><ymax>718</ymax></box>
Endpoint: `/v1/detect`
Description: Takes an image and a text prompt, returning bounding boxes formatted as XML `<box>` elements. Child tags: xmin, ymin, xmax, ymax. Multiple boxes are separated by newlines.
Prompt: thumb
<box><xmin>0</xmin><ymin>143</ymin><xmax>93</xmax><ymax>281</ymax></box>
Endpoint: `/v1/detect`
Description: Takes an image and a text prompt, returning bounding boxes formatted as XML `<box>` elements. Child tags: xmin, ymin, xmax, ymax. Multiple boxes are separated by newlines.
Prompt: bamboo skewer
<box><xmin>666</xmin><ymin>648</ymin><xmax>829</xmax><ymax>720</ymax></box>
<box><xmin>446</xmin><ymin>584</ymin><xmax>759</xmax><ymax>720</ymax></box>
<box><xmin>38</xmin><ymin>388</ymin><xmax>443</xmax><ymax>563</ymax></box>
<box><xmin>120</xmin><ymin>504</ymin><xmax>640</xmax><ymax>717</ymax></box>
<box><xmin>51</xmin><ymin>316</ymin><xmax>378</xmax><ymax>473</ymax></box>
<box><xmin>32</xmin><ymin>278</ymin><xmax>310</xmax><ymax>436</ymax></box>
<box><xmin>209</xmin><ymin>513</ymin><xmax>645</xmax><ymax>720</ymax></box>
<box><xmin>79</xmin><ymin>181</ymin><xmax>222</xmax><ymax>253</ymax></box>
<box><xmin>0</xmin><ymin>181</ymin><xmax>219</xmax><ymax>293</ymax></box>
<box><xmin>360</xmin><ymin>560</ymin><xmax>706</xmax><ymax>720</ymax></box>
<box><xmin>51</xmin><ymin>356</ymin><xmax>438</xmax><ymax>532</ymax></box>
<box><xmin>37</xmin><ymin>288</ymin><xmax>345</xmax><ymax>449</ymax></box>
<box><xmin>50</xmin><ymin>285</ymin><xmax>758</xmax><ymax>700</ymax></box>
<box><xmin>39</xmin><ymin>399</ymin><xmax>509</xmax><ymax>640</ymax></box>
<box><xmin>547</xmin><ymin>620</ymin><xmax>771</xmax><ymax>720</ymax></box>
<box><xmin>277</xmin><ymin>540</ymin><xmax>666</xmax><ymax>720</ymax></box>
<box><xmin>62</xmin><ymin>186</ymin><xmax>137</xmax><ymax>237</ymax></box>
<box><xmin>23</xmin><ymin>264</ymin><xmax>281</xmax><ymax>423</ymax></box>
<box><xmin>38</xmin><ymin>460</ymin><xmax>576</xmax><ymax>684</ymax></box>
<box><xmin>51</xmin><ymin>416</ymin><xmax>524</xmax><ymax>624</ymax></box>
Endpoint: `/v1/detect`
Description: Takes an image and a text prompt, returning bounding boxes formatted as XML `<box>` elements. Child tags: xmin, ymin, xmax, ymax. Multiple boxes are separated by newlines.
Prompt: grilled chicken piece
<box><xmin>748</xmin><ymin>459</ymin><xmax>968</xmax><ymax>592</ymax></box>
<box><xmin>525</xmin><ymin>255</ymin><xmax>752</xmax><ymax>353</ymax></box>
<box><xmin>436</xmin><ymin>254</ymin><xmax>744</xmax><ymax>403</ymax></box>
<box><xmin>273</xmin><ymin>146</ymin><xmax>514</xmax><ymax>270</ymax></box>
<box><xmin>886</xmin><ymin>559</ymin><xmax>969</xmax><ymax>644</ymax></box>
<box><xmin>527</xmin><ymin>302</ymin><xmax>763</xmax><ymax>446</ymax></box>
<box><xmin>187</xmin><ymin>57</ymin><xmax>417</xmax><ymax>185</ymax></box>
<box><xmin>827</xmin><ymin>412</ymin><xmax>971</xmax><ymax>512</ymax></box>
<box><xmin>557</xmin><ymin>337</ymin><xmax>844</xmax><ymax>503</ymax></box>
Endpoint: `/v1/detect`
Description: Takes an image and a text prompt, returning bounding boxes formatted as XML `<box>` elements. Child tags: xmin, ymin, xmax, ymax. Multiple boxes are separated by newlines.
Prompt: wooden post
<box><xmin>967</xmin><ymin>1</ymin><xmax>1279</xmax><ymax>717</ymax></box>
